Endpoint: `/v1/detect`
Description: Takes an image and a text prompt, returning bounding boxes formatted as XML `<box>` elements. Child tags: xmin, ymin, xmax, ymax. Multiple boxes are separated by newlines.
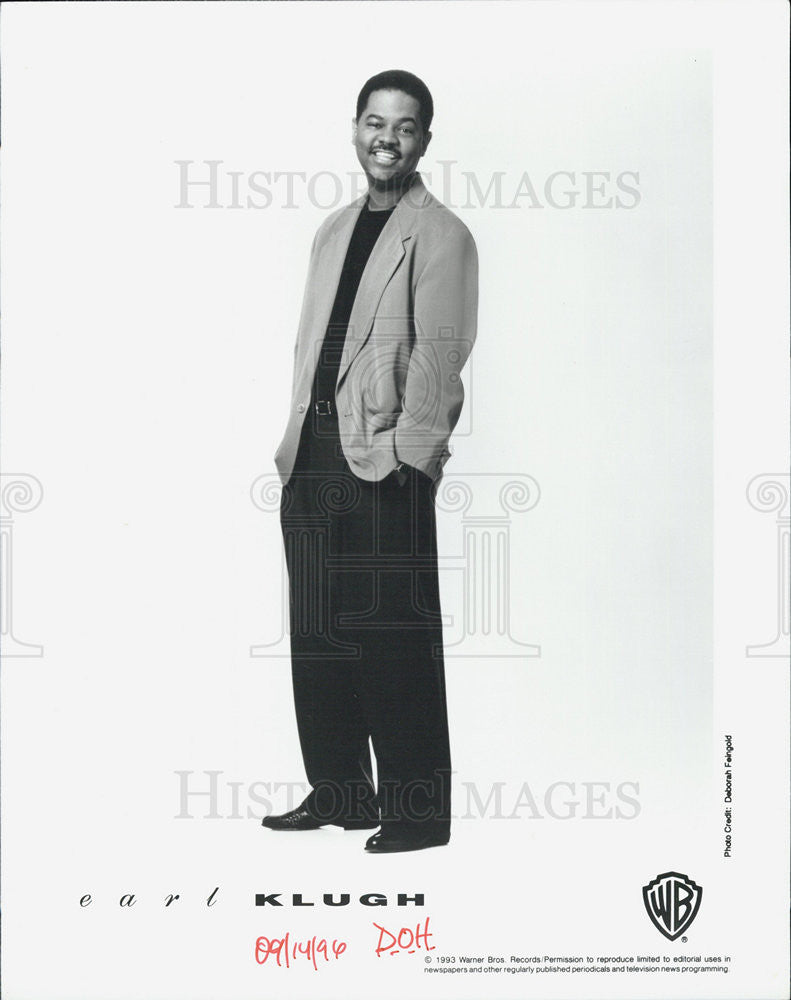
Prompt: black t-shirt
<box><xmin>312</xmin><ymin>202</ymin><xmax>396</xmax><ymax>407</ymax></box>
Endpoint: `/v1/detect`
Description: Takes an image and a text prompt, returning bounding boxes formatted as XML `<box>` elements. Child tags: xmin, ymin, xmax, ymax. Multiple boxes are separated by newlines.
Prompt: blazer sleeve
<box><xmin>288</xmin><ymin>229</ymin><xmax>320</xmax><ymax>398</ymax></box>
<box><xmin>393</xmin><ymin>224</ymin><xmax>479</xmax><ymax>478</ymax></box>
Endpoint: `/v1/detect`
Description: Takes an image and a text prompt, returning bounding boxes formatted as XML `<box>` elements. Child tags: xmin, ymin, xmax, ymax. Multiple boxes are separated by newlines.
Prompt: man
<box><xmin>265</xmin><ymin>69</ymin><xmax>477</xmax><ymax>853</ymax></box>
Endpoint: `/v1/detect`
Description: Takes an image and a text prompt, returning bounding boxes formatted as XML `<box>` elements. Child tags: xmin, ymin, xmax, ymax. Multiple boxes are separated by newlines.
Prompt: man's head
<box><xmin>352</xmin><ymin>70</ymin><xmax>433</xmax><ymax>190</ymax></box>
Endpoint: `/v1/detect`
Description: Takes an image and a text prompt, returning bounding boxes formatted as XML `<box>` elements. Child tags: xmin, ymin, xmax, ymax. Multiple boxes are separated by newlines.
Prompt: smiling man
<box><xmin>267</xmin><ymin>70</ymin><xmax>478</xmax><ymax>853</ymax></box>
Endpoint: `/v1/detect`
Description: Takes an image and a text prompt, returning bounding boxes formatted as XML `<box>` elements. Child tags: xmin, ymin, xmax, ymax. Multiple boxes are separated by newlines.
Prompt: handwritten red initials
<box><xmin>373</xmin><ymin>917</ymin><xmax>435</xmax><ymax>957</ymax></box>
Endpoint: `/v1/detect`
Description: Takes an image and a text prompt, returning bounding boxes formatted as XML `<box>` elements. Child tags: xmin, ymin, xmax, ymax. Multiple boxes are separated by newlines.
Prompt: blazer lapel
<box><xmin>337</xmin><ymin>221</ymin><xmax>407</xmax><ymax>387</ymax></box>
<box><xmin>337</xmin><ymin>175</ymin><xmax>431</xmax><ymax>387</ymax></box>
<box><xmin>296</xmin><ymin>174</ymin><xmax>431</xmax><ymax>394</ymax></box>
<box><xmin>294</xmin><ymin>201</ymin><xmax>363</xmax><ymax>395</ymax></box>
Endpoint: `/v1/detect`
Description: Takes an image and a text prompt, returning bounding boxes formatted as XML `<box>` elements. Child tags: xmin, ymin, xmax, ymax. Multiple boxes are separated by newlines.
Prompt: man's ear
<box><xmin>351</xmin><ymin>117</ymin><xmax>358</xmax><ymax>145</ymax></box>
<box><xmin>422</xmin><ymin>130</ymin><xmax>433</xmax><ymax>155</ymax></box>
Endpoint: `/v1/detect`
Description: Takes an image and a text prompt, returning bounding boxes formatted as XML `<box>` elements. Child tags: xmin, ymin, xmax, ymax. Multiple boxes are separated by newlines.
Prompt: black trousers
<box><xmin>279</xmin><ymin>409</ymin><xmax>451</xmax><ymax>838</ymax></box>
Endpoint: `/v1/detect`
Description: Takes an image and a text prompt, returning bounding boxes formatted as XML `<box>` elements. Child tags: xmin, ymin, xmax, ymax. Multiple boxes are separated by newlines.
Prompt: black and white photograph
<box><xmin>0</xmin><ymin>2</ymin><xmax>788</xmax><ymax>999</ymax></box>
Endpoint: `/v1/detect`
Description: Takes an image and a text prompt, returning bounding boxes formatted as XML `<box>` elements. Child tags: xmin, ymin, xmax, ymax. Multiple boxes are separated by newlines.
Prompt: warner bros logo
<box><xmin>642</xmin><ymin>872</ymin><xmax>703</xmax><ymax>941</ymax></box>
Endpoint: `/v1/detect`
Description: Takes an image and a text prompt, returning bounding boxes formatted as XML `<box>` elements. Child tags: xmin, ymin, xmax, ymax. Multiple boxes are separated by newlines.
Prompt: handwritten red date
<box><xmin>373</xmin><ymin>917</ymin><xmax>435</xmax><ymax>957</ymax></box>
<box><xmin>254</xmin><ymin>932</ymin><xmax>346</xmax><ymax>970</ymax></box>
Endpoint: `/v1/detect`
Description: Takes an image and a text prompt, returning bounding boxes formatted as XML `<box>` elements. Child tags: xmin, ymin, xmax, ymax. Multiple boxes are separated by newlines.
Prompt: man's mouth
<box><xmin>371</xmin><ymin>148</ymin><xmax>399</xmax><ymax>164</ymax></box>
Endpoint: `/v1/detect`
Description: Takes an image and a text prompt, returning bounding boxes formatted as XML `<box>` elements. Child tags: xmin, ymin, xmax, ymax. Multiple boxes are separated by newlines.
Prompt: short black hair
<box><xmin>356</xmin><ymin>70</ymin><xmax>434</xmax><ymax>133</ymax></box>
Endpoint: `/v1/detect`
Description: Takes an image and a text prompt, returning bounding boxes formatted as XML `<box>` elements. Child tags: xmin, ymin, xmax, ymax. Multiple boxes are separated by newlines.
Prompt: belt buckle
<box><xmin>315</xmin><ymin>399</ymin><xmax>333</xmax><ymax>416</ymax></box>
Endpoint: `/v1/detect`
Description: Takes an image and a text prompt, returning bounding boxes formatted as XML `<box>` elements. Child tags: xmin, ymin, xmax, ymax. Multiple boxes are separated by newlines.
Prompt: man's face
<box><xmin>352</xmin><ymin>88</ymin><xmax>432</xmax><ymax>187</ymax></box>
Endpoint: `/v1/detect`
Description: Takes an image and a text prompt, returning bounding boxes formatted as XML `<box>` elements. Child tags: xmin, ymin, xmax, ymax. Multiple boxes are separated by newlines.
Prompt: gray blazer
<box><xmin>274</xmin><ymin>173</ymin><xmax>478</xmax><ymax>485</ymax></box>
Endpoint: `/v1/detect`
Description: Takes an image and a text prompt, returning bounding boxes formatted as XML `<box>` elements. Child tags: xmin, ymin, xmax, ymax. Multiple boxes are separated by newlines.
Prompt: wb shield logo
<box><xmin>642</xmin><ymin>872</ymin><xmax>703</xmax><ymax>940</ymax></box>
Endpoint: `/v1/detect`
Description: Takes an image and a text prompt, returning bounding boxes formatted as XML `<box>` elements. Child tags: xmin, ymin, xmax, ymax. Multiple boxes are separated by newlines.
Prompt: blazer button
<box><xmin>297</xmin><ymin>403</ymin><xmax>306</xmax><ymax>413</ymax></box>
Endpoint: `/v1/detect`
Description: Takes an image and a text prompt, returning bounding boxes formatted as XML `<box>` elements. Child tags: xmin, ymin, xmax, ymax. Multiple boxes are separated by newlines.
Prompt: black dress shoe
<box><xmin>261</xmin><ymin>804</ymin><xmax>323</xmax><ymax>831</ymax></box>
<box><xmin>261</xmin><ymin>804</ymin><xmax>379</xmax><ymax>832</ymax></box>
<box><xmin>364</xmin><ymin>829</ymin><xmax>450</xmax><ymax>854</ymax></box>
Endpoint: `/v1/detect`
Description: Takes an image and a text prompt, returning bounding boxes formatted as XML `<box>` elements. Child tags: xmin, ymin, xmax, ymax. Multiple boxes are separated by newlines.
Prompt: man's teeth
<box><xmin>373</xmin><ymin>150</ymin><xmax>398</xmax><ymax>161</ymax></box>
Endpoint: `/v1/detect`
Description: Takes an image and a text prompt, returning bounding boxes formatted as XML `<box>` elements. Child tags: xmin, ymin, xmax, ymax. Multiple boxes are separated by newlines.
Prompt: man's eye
<box><xmin>400</xmin><ymin>127</ymin><xmax>414</xmax><ymax>135</ymax></box>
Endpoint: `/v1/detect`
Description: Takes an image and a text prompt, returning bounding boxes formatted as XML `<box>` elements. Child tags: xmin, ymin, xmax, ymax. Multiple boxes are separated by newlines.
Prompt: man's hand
<box><xmin>392</xmin><ymin>462</ymin><xmax>433</xmax><ymax>487</ymax></box>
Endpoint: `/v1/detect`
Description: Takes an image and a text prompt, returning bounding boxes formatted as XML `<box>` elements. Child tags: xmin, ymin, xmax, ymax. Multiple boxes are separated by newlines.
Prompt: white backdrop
<box><xmin>1</xmin><ymin>3</ymin><xmax>787</xmax><ymax>999</ymax></box>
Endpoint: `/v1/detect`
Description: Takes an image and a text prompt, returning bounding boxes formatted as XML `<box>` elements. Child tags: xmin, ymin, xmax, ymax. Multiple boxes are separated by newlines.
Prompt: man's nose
<box><xmin>380</xmin><ymin>125</ymin><xmax>399</xmax><ymax>145</ymax></box>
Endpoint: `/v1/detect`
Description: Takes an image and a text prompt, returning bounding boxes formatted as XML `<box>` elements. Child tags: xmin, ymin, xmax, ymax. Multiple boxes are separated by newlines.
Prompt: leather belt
<box><xmin>314</xmin><ymin>399</ymin><xmax>333</xmax><ymax>416</ymax></box>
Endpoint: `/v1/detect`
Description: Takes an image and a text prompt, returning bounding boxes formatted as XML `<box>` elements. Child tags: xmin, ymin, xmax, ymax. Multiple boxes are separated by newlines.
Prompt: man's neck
<box><xmin>366</xmin><ymin>173</ymin><xmax>417</xmax><ymax>211</ymax></box>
